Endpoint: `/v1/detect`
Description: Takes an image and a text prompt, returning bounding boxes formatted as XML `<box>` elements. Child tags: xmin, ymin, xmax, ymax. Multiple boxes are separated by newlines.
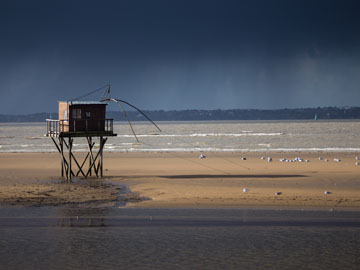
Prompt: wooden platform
<box><xmin>46</xmin><ymin>119</ymin><xmax>116</xmax><ymax>138</ymax></box>
<box><xmin>57</xmin><ymin>131</ymin><xmax>117</xmax><ymax>138</ymax></box>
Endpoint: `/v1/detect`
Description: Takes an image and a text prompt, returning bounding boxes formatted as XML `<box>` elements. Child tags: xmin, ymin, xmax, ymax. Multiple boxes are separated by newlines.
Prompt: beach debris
<box><xmin>199</xmin><ymin>154</ymin><xmax>206</xmax><ymax>159</ymax></box>
<box><xmin>275</xmin><ymin>192</ymin><xmax>282</xmax><ymax>196</ymax></box>
<box><xmin>267</xmin><ymin>157</ymin><xmax>272</xmax><ymax>162</ymax></box>
<box><xmin>324</xmin><ymin>190</ymin><xmax>332</xmax><ymax>195</ymax></box>
<box><xmin>242</xmin><ymin>188</ymin><xmax>249</xmax><ymax>193</ymax></box>
<box><xmin>333</xmin><ymin>158</ymin><xmax>341</xmax><ymax>162</ymax></box>
<box><xmin>261</xmin><ymin>156</ymin><xmax>265</xmax><ymax>160</ymax></box>
<box><xmin>241</xmin><ymin>157</ymin><xmax>247</xmax><ymax>161</ymax></box>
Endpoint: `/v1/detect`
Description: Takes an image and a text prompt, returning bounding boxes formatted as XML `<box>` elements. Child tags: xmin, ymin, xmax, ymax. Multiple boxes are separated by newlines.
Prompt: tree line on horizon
<box><xmin>0</xmin><ymin>107</ymin><xmax>360</xmax><ymax>122</ymax></box>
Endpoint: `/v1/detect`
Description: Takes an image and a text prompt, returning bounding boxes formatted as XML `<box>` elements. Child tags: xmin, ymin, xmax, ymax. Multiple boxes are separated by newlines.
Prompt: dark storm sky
<box><xmin>1</xmin><ymin>0</ymin><xmax>360</xmax><ymax>114</ymax></box>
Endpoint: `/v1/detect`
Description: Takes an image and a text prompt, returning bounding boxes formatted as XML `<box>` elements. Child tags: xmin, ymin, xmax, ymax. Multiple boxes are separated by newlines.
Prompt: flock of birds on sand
<box><xmin>199</xmin><ymin>153</ymin><xmax>360</xmax><ymax>165</ymax></box>
<box><xmin>199</xmin><ymin>154</ymin><xmax>359</xmax><ymax>196</ymax></box>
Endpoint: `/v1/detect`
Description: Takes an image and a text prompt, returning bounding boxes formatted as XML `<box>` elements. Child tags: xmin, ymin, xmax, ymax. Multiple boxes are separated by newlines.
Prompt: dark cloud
<box><xmin>1</xmin><ymin>0</ymin><xmax>360</xmax><ymax>113</ymax></box>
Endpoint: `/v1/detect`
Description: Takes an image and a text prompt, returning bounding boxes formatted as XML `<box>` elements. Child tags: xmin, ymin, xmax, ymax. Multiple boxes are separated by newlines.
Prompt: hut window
<box><xmin>72</xmin><ymin>109</ymin><xmax>82</xmax><ymax>119</ymax></box>
<box><xmin>86</xmin><ymin>112</ymin><xmax>91</xmax><ymax>118</ymax></box>
<box><xmin>64</xmin><ymin>110</ymin><xmax>68</xmax><ymax>120</ymax></box>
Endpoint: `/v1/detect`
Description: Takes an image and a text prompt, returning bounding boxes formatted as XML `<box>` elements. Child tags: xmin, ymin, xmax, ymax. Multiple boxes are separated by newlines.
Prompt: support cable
<box><xmin>71</xmin><ymin>84</ymin><xmax>109</xmax><ymax>101</ymax></box>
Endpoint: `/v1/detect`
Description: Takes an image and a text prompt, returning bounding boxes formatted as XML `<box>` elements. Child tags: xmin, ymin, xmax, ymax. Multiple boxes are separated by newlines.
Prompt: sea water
<box><xmin>1</xmin><ymin>120</ymin><xmax>360</xmax><ymax>269</ymax></box>
<box><xmin>0</xmin><ymin>207</ymin><xmax>359</xmax><ymax>270</ymax></box>
<box><xmin>1</xmin><ymin>120</ymin><xmax>360</xmax><ymax>153</ymax></box>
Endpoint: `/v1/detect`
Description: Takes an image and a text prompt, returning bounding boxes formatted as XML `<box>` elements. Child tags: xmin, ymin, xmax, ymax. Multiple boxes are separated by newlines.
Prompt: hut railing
<box><xmin>46</xmin><ymin>119</ymin><xmax>60</xmax><ymax>137</ymax></box>
<box><xmin>46</xmin><ymin>119</ymin><xmax>114</xmax><ymax>136</ymax></box>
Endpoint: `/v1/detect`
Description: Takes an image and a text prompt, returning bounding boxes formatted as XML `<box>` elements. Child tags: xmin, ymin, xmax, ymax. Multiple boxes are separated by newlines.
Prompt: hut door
<box><xmin>71</xmin><ymin>108</ymin><xmax>83</xmax><ymax>131</ymax></box>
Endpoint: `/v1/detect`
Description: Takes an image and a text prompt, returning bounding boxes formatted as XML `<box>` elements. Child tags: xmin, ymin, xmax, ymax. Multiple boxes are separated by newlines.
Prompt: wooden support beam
<box><xmin>100</xmin><ymin>136</ymin><xmax>104</xmax><ymax>177</ymax></box>
<box><xmin>76</xmin><ymin>143</ymin><xmax>94</xmax><ymax>176</ymax></box>
<box><xmin>71</xmin><ymin>153</ymin><xmax>86</xmax><ymax>177</ymax></box>
<box><xmin>59</xmin><ymin>137</ymin><xmax>74</xmax><ymax>180</ymax></box>
<box><xmin>54</xmin><ymin>137</ymin><xmax>70</xmax><ymax>179</ymax></box>
<box><xmin>68</xmin><ymin>137</ymin><xmax>72</xmax><ymax>181</ymax></box>
<box><xmin>52</xmin><ymin>135</ymin><xmax>109</xmax><ymax>180</ymax></box>
<box><xmin>75</xmin><ymin>152</ymin><xmax>90</xmax><ymax>177</ymax></box>
<box><xmin>50</xmin><ymin>137</ymin><xmax>64</xmax><ymax>178</ymax></box>
<box><xmin>87</xmin><ymin>137</ymin><xmax>93</xmax><ymax>177</ymax></box>
<box><xmin>87</xmin><ymin>137</ymin><xmax>99</xmax><ymax>177</ymax></box>
<box><xmin>85</xmin><ymin>137</ymin><xmax>107</xmax><ymax>177</ymax></box>
<box><xmin>61</xmin><ymin>138</ymin><xmax>86</xmax><ymax>178</ymax></box>
<box><xmin>60</xmin><ymin>138</ymin><xmax>65</xmax><ymax>178</ymax></box>
<box><xmin>51</xmin><ymin>137</ymin><xmax>61</xmax><ymax>153</ymax></box>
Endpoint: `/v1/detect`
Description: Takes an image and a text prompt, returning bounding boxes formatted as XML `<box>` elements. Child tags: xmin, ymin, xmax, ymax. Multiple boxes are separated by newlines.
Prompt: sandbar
<box><xmin>0</xmin><ymin>152</ymin><xmax>359</xmax><ymax>209</ymax></box>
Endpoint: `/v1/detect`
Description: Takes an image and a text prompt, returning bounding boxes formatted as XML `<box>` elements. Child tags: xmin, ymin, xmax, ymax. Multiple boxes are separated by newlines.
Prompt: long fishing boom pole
<box><xmin>103</xmin><ymin>98</ymin><xmax>162</xmax><ymax>132</ymax></box>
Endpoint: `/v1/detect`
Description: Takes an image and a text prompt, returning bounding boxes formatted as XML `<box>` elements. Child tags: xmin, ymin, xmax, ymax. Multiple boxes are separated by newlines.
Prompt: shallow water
<box><xmin>0</xmin><ymin>207</ymin><xmax>359</xmax><ymax>269</ymax></box>
<box><xmin>1</xmin><ymin>120</ymin><xmax>360</xmax><ymax>153</ymax></box>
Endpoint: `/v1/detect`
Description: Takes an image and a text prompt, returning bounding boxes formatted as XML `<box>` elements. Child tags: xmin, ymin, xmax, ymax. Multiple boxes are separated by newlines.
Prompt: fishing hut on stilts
<box><xmin>46</xmin><ymin>101</ymin><xmax>116</xmax><ymax>181</ymax></box>
<box><xmin>45</xmin><ymin>85</ymin><xmax>161</xmax><ymax>182</ymax></box>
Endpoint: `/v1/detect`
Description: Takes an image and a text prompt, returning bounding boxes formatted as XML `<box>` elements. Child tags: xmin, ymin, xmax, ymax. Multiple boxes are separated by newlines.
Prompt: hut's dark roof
<box><xmin>58</xmin><ymin>101</ymin><xmax>108</xmax><ymax>105</ymax></box>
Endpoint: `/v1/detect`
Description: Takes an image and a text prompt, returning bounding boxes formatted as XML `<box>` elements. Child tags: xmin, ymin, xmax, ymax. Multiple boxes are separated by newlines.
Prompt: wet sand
<box><xmin>0</xmin><ymin>152</ymin><xmax>359</xmax><ymax>208</ymax></box>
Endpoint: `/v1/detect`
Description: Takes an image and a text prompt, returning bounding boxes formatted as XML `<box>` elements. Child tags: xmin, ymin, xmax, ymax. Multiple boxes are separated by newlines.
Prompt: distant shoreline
<box><xmin>1</xmin><ymin>106</ymin><xmax>360</xmax><ymax>122</ymax></box>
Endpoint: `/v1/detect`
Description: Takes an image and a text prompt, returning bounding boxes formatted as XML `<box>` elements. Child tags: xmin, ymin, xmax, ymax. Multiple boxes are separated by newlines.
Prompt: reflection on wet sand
<box><xmin>57</xmin><ymin>207</ymin><xmax>108</xmax><ymax>227</ymax></box>
<box><xmin>1</xmin><ymin>207</ymin><xmax>360</xmax><ymax>270</ymax></box>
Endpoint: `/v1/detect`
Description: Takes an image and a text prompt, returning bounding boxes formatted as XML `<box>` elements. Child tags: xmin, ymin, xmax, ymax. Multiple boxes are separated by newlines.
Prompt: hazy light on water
<box><xmin>1</xmin><ymin>121</ymin><xmax>360</xmax><ymax>153</ymax></box>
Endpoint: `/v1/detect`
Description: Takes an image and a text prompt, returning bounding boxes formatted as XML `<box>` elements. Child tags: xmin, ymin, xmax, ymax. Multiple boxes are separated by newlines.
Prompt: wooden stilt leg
<box><xmin>61</xmin><ymin>138</ymin><xmax>69</xmax><ymax>180</ymax></box>
<box><xmin>68</xmin><ymin>137</ymin><xmax>72</xmax><ymax>182</ymax></box>
<box><xmin>58</xmin><ymin>138</ymin><xmax>64</xmax><ymax>178</ymax></box>
<box><xmin>52</xmin><ymin>137</ymin><xmax>69</xmax><ymax>180</ymax></box>
<box><xmin>100</xmin><ymin>136</ymin><xmax>104</xmax><ymax>178</ymax></box>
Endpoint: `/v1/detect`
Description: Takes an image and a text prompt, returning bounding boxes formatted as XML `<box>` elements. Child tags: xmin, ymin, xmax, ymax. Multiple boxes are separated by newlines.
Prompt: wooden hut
<box><xmin>58</xmin><ymin>101</ymin><xmax>108</xmax><ymax>133</ymax></box>
<box><xmin>46</xmin><ymin>101</ymin><xmax>116</xmax><ymax>181</ymax></box>
<box><xmin>47</xmin><ymin>101</ymin><xmax>114</xmax><ymax>137</ymax></box>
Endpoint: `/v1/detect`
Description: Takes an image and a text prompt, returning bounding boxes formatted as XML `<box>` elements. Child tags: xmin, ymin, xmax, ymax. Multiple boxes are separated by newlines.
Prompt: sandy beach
<box><xmin>0</xmin><ymin>152</ymin><xmax>359</xmax><ymax>208</ymax></box>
